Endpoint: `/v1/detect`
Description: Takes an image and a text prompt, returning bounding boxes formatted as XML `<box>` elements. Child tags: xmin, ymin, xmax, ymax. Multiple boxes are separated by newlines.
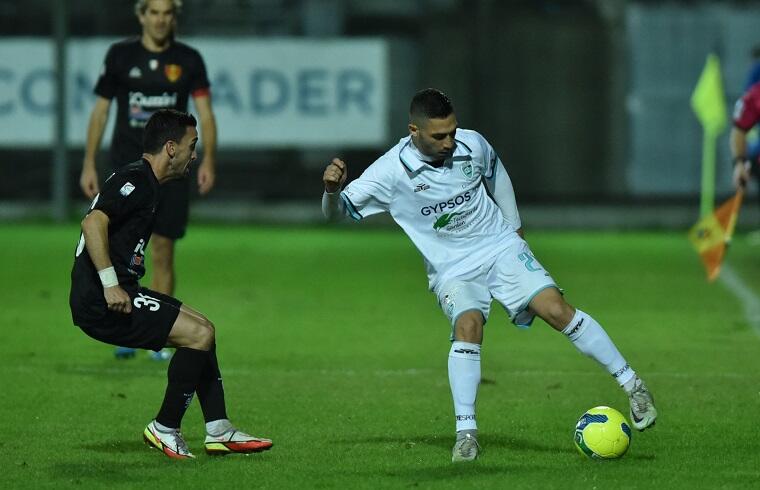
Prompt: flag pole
<box><xmin>700</xmin><ymin>130</ymin><xmax>717</xmax><ymax>217</ymax></box>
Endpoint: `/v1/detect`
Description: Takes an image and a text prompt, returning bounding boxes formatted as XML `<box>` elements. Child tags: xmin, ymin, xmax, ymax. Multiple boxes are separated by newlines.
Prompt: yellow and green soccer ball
<box><xmin>574</xmin><ymin>406</ymin><xmax>631</xmax><ymax>459</ymax></box>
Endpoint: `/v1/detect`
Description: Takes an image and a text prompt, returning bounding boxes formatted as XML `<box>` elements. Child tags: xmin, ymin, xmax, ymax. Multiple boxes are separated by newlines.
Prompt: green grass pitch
<box><xmin>2</xmin><ymin>224</ymin><xmax>760</xmax><ymax>489</ymax></box>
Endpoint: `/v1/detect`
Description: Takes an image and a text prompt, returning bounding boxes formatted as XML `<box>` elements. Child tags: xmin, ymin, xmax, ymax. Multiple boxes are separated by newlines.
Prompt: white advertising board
<box><xmin>0</xmin><ymin>37</ymin><xmax>388</xmax><ymax>148</ymax></box>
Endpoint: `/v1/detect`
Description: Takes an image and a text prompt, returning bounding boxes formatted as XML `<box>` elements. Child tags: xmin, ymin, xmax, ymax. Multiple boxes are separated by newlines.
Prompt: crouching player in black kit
<box><xmin>70</xmin><ymin>109</ymin><xmax>272</xmax><ymax>459</ymax></box>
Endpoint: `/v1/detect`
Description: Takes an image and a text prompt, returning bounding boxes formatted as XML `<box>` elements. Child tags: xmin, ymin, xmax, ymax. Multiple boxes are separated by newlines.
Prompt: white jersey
<box><xmin>339</xmin><ymin>129</ymin><xmax>522</xmax><ymax>290</ymax></box>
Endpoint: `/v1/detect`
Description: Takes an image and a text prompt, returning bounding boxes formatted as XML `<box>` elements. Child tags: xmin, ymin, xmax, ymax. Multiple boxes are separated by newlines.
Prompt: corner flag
<box><xmin>690</xmin><ymin>54</ymin><xmax>729</xmax><ymax>218</ymax></box>
<box><xmin>688</xmin><ymin>188</ymin><xmax>744</xmax><ymax>281</ymax></box>
<box><xmin>690</xmin><ymin>53</ymin><xmax>728</xmax><ymax>135</ymax></box>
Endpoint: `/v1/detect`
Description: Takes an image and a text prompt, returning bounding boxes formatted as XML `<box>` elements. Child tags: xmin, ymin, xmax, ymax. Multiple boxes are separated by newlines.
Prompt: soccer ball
<box><xmin>574</xmin><ymin>406</ymin><xmax>631</xmax><ymax>459</ymax></box>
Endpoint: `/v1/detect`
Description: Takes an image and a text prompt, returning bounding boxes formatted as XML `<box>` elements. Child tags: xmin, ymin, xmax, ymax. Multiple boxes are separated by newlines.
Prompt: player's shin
<box><xmin>561</xmin><ymin>309</ymin><xmax>636</xmax><ymax>387</ymax></box>
<box><xmin>448</xmin><ymin>341</ymin><xmax>481</xmax><ymax>433</ymax></box>
<box><xmin>155</xmin><ymin>347</ymin><xmax>208</xmax><ymax>428</ymax></box>
<box><xmin>197</xmin><ymin>343</ymin><xmax>228</xmax><ymax>423</ymax></box>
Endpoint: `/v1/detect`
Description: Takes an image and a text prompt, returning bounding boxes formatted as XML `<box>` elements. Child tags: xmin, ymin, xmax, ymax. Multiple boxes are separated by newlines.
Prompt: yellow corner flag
<box><xmin>690</xmin><ymin>54</ymin><xmax>728</xmax><ymax>135</ymax></box>
<box><xmin>688</xmin><ymin>188</ymin><xmax>744</xmax><ymax>281</ymax></box>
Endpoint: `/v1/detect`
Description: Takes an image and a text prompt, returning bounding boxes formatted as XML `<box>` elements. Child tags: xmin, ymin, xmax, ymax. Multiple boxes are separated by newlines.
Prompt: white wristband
<box><xmin>98</xmin><ymin>266</ymin><xmax>119</xmax><ymax>288</ymax></box>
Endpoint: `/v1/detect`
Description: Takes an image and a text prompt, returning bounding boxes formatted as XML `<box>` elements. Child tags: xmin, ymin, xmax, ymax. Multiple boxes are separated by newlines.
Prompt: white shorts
<box><xmin>435</xmin><ymin>238</ymin><xmax>557</xmax><ymax>333</ymax></box>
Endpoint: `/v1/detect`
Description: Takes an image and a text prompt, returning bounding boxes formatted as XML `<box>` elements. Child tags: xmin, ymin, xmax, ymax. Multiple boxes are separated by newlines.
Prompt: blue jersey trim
<box><xmin>340</xmin><ymin>193</ymin><xmax>363</xmax><ymax>221</ymax></box>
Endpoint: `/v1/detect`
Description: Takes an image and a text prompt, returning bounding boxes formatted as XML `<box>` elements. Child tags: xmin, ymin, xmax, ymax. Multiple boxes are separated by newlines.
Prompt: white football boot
<box><xmin>204</xmin><ymin>427</ymin><xmax>273</xmax><ymax>455</ymax></box>
<box><xmin>628</xmin><ymin>377</ymin><xmax>657</xmax><ymax>431</ymax></box>
<box><xmin>143</xmin><ymin>420</ymin><xmax>195</xmax><ymax>459</ymax></box>
<box><xmin>451</xmin><ymin>433</ymin><xmax>480</xmax><ymax>462</ymax></box>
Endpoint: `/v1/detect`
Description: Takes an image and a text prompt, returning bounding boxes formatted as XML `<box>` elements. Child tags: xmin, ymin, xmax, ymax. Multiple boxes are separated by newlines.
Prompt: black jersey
<box><xmin>94</xmin><ymin>37</ymin><xmax>210</xmax><ymax>166</ymax></box>
<box><xmin>70</xmin><ymin>160</ymin><xmax>160</xmax><ymax>323</ymax></box>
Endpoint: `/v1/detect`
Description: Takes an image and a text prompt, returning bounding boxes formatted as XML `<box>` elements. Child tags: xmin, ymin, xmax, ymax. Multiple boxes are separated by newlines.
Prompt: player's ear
<box><xmin>408</xmin><ymin>123</ymin><xmax>418</xmax><ymax>137</ymax></box>
<box><xmin>165</xmin><ymin>140</ymin><xmax>176</xmax><ymax>158</ymax></box>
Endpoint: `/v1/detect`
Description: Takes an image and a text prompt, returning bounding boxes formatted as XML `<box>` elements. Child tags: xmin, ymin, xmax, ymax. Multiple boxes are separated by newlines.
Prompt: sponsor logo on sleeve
<box><xmin>120</xmin><ymin>182</ymin><xmax>135</xmax><ymax>196</ymax></box>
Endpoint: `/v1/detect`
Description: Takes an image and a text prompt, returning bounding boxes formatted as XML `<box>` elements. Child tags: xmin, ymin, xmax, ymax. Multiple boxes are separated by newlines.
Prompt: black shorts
<box><xmin>153</xmin><ymin>177</ymin><xmax>190</xmax><ymax>240</ymax></box>
<box><xmin>76</xmin><ymin>287</ymin><xmax>182</xmax><ymax>351</ymax></box>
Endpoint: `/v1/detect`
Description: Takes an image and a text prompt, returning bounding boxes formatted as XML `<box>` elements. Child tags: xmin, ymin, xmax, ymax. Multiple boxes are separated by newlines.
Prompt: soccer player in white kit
<box><xmin>321</xmin><ymin>88</ymin><xmax>657</xmax><ymax>462</ymax></box>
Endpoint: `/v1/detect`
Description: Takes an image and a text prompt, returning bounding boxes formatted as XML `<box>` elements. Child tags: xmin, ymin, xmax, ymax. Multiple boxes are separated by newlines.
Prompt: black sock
<box><xmin>197</xmin><ymin>343</ymin><xmax>228</xmax><ymax>423</ymax></box>
<box><xmin>155</xmin><ymin>347</ymin><xmax>208</xmax><ymax>428</ymax></box>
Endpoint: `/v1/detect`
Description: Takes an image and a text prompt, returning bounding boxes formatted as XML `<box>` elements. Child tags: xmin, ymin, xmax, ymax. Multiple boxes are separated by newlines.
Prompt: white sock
<box><xmin>622</xmin><ymin>375</ymin><xmax>639</xmax><ymax>394</ymax></box>
<box><xmin>153</xmin><ymin>420</ymin><xmax>176</xmax><ymax>432</ymax></box>
<box><xmin>448</xmin><ymin>341</ymin><xmax>481</xmax><ymax>432</ymax></box>
<box><xmin>206</xmin><ymin>418</ymin><xmax>233</xmax><ymax>436</ymax></box>
<box><xmin>561</xmin><ymin>309</ymin><xmax>635</xmax><ymax>387</ymax></box>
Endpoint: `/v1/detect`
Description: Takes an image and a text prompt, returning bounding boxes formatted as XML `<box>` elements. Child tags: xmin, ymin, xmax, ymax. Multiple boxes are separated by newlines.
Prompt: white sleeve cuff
<box><xmin>322</xmin><ymin>190</ymin><xmax>345</xmax><ymax>221</ymax></box>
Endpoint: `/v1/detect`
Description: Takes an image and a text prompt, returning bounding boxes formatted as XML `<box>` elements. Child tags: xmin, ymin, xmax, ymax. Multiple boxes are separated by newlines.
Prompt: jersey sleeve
<box><xmin>189</xmin><ymin>49</ymin><xmax>211</xmax><ymax>98</ymax></box>
<box><xmin>91</xmin><ymin>172</ymin><xmax>152</xmax><ymax>224</ymax></box>
<box><xmin>478</xmin><ymin>133</ymin><xmax>500</xmax><ymax>179</ymax></box>
<box><xmin>478</xmin><ymin>133</ymin><xmax>522</xmax><ymax>229</ymax></box>
<box><xmin>339</xmin><ymin>161</ymin><xmax>393</xmax><ymax>220</ymax></box>
<box><xmin>733</xmin><ymin>85</ymin><xmax>760</xmax><ymax>131</ymax></box>
<box><xmin>485</xmin><ymin>158</ymin><xmax>521</xmax><ymax>230</ymax></box>
<box><xmin>93</xmin><ymin>45</ymin><xmax>119</xmax><ymax>100</ymax></box>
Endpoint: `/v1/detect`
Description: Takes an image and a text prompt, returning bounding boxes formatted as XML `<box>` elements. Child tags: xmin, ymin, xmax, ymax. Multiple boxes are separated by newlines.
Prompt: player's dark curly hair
<box><xmin>143</xmin><ymin>109</ymin><xmax>196</xmax><ymax>154</ymax></box>
<box><xmin>409</xmin><ymin>88</ymin><xmax>454</xmax><ymax>123</ymax></box>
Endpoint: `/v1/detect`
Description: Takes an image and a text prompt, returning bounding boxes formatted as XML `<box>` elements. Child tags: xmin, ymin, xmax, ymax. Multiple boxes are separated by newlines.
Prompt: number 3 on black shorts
<box><xmin>134</xmin><ymin>292</ymin><xmax>161</xmax><ymax>311</ymax></box>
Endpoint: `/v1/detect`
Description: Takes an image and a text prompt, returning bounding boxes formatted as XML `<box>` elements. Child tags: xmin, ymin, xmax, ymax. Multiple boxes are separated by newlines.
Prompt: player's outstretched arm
<box><xmin>322</xmin><ymin>158</ymin><xmax>348</xmax><ymax>220</ymax></box>
<box><xmin>81</xmin><ymin>210</ymin><xmax>132</xmax><ymax>313</ymax></box>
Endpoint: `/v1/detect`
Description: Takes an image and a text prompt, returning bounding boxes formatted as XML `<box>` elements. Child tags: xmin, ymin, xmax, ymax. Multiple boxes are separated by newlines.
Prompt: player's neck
<box><xmin>142</xmin><ymin>155</ymin><xmax>169</xmax><ymax>183</ymax></box>
<box><xmin>141</xmin><ymin>34</ymin><xmax>172</xmax><ymax>53</ymax></box>
<box><xmin>410</xmin><ymin>138</ymin><xmax>445</xmax><ymax>167</ymax></box>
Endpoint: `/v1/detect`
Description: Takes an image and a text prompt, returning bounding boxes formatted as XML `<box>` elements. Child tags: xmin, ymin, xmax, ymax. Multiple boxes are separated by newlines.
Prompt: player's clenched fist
<box><xmin>323</xmin><ymin>158</ymin><xmax>348</xmax><ymax>193</ymax></box>
<box><xmin>104</xmin><ymin>285</ymin><xmax>132</xmax><ymax>314</ymax></box>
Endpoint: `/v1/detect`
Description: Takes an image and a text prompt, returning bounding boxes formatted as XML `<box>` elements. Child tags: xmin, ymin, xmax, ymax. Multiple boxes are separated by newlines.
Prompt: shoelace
<box><xmin>169</xmin><ymin>429</ymin><xmax>191</xmax><ymax>455</ymax></box>
<box><xmin>457</xmin><ymin>437</ymin><xmax>479</xmax><ymax>457</ymax></box>
<box><xmin>630</xmin><ymin>387</ymin><xmax>651</xmax><ymax>413</ymax></box>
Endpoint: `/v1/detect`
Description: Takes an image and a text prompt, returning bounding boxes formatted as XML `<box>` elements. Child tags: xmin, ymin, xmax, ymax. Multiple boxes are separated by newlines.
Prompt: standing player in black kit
<box><xmin>71</xmin><ymin>109</ymin><xmax>272</xmax><ymax>459</ymax></box>
<box><xmin>79</xmin><ymin>0</ymin><xmax>217</xmax><ymax>359</ymax></box>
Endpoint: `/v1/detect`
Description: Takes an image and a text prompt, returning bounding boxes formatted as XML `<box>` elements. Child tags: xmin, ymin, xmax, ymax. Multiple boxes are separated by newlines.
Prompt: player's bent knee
<box><xmin>168</xmin><ymin>312</ymin><xmax>215</xmax><ymax>350</ymax></box>
<box><xmin>194</xmin><ymin>318</ymin><xmax>215</xmax><ymax>350</ymax></box>
<box><xmin>542</xmin><ymin>300</ymin><xmax>574</xmax><ymax>330</ymax></box>
<box><xmin>454</xmin><ymin>310</ymin><xmax>484</xmax><ymax>343</ymax></box>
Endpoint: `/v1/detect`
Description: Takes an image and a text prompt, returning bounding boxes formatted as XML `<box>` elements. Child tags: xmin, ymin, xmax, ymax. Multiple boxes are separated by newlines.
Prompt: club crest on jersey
<box><xmin>119</xmin><ymin>182</ymin><xmax>135</xmax><ymax>196</ymax></box>
<box><xmin>164</xmin><ymin>64</ymin><xmax>182</xmax><ymax>82</ymax></box>
<box><xmin>461</xmin><ymin>161</ymin><xmax>474</xmax><ymax>179</ymax></box>
<box><xmin>414</xmin><ymin>183</ymin><xmax>430</xmax><ymax>193</ymax></box>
